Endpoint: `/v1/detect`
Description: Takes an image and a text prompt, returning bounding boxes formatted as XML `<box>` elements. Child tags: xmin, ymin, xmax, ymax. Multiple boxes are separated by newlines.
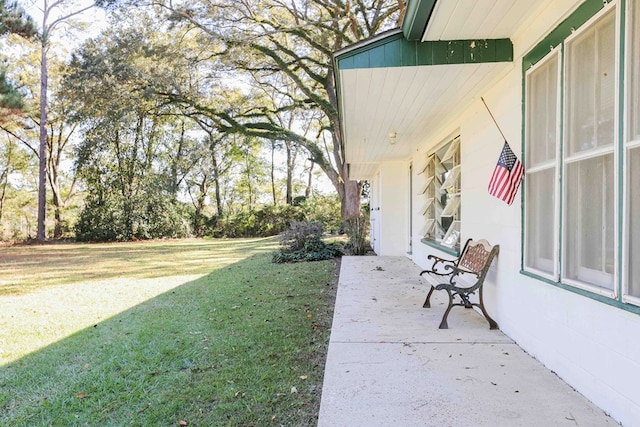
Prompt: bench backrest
<box><xmin>457</xmin><ymin>239</ymin><xmax>499</xmax><ymax>279</ymax></box>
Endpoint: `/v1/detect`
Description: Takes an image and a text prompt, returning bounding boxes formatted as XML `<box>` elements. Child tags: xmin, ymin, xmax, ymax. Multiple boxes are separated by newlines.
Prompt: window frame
<box><xmin>420</xmin><ymin>135</ymin><xmax>462</xmax><ymax>254</ymax></box>
<box><xmin>521</xmin><ymin>0</ymin><xmax>640</xmax><ymax>311</ymax></box>
<box><xmin>523</xmin><ymin>46</ymin><xmax>562</xmax><ymax>282</ymax></box>
<box><xmin>623</xmin><ymin>0</ymin><xmax>640</xmax><ymax>305</ymax></box>
<box><xmin>623</xmin><ymin>141</ymin><xmax>640</xmax><ymax>305</ymax></box>
<box><xmin>560</xmin><ymin>4</ymin><xmax>620</xmax><ymax>297</ymax></box>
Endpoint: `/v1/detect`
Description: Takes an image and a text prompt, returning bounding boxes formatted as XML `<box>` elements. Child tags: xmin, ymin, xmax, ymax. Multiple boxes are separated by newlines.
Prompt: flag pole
<box><xmin>480</xmin><ymin>97</ymin><xmax>508</xmax><ymax>142</ymax></box>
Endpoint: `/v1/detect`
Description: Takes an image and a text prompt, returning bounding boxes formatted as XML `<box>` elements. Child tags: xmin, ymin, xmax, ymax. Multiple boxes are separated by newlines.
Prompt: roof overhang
<box><xmin>402</xmin><ymin>0</ymin><xmax>554</xmax><ymax>42</ymax></box>
<box><xmin>333</xmin><ymin>0</ymin><xmax>582</xmax><ymax>180</ymax></box>
<box><xmin>334</xmin><ymin>28</ymin><xmax>514</xmax><ymax>180</ymax></box>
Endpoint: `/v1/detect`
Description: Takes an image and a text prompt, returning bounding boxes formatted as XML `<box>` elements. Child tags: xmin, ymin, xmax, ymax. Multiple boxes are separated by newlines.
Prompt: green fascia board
<box><xmin>523</xmin><ymin>0</ymin><xmax>607</xmax><ymax>69</ymax></box>
<box><xmin>402</xmin><ymin>0</ymin><xmax>437</xmax><ymax>41</ymax></box>
<box><xmin>336</xmin><ymin>33</ymin><xmax>513</xmax><ymax>70</ymax></box>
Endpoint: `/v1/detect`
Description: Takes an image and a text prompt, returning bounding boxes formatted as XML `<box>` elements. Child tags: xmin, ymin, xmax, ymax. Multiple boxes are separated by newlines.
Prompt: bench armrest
<box><xmin>425</xmin><ymin>254</ymin><xmax>457</xmax><ymax>275</ymax></box>
<box><xmin>440</xmin><ymin>268</ymin><xmax>481</xmax><ymax>292</ymax></box>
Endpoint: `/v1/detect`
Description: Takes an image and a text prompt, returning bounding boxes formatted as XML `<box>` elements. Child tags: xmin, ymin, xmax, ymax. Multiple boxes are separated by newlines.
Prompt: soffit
<box><xmin>422</xmin><ymin>0</ymin><xmax>551</xmax><ymax>41</ymax></box>
<box><xmin>339</xmin><ymin>61</ymin><xmax>513</xmax><ymax>180</ymax></box>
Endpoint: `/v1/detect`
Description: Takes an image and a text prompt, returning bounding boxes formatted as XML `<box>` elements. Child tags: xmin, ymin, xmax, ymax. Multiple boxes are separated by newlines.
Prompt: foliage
<box><xmin>0</xmin><ymin>239</ymin><xmax>336</xmax><ymax>425</ymax></box>
<box><xmin>300</xmin><ymin>194</ymin><xmax>342</xmax><ymax>234</ymax></box>
<box><xmin>1</xmin><ymin>1</ymin><xmax>395</xmax><ymax>242</ymax></box>
<box><xmin>344</xmin><ymin>214</ymin><xmax>371</xmax><ymax>256</ymax></box>
<box><xmin>64</xmin><ymin>20</ymin><xmax>204</xmax><ymax>242</ymax></box>
<box><xmin>209</xmin><ymin>203</ymin><xmax>304</xmax><ymax>238</ymax></box>
<box><xmin>75</xmin><ymin>181</ymin><xmax>190</xmax><ymax>242</ymax></box>
<box><xmin>0</xmin><ymin>0</ymin><xmax>36</xmax><ymax>38</ymax></box>
<box><xmin>0</xmin><ymin>68</ymin><xmax>23</xmax><ymax>110</ymax></box>
<box><xmin>94</xmin><ymin>0</ymin><xmax>402</xmax><ymax>221</ymax></box>
<box><xmin>31</xmin><ymin>0</ymin><xmax>96</xmax><ymax>240</ymax></box>
<box><xmin>204</xmin><ymin>194</ymin><xmax>342</xmax><ymax>239</ymax></box>
<box><xmin>273</xmin><ymin>220</ymin><xmax>342</xmax><ymax>263</ymax></box>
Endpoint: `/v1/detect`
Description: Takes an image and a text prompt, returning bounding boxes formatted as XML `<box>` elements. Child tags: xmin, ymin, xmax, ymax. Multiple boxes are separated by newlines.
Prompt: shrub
<box><xmin>300</xmin><ymin>195</ymin><xmax>342</xmax><ymax>234</ymax></box>
<box><xmin>344</xmin><ymin>214</ymin><xmax>370</xmax><ymax>255</ymax></box>
<box><xmin>75</xmin><ymin>188</ymin><xmax>190</xmax><ymax>242</ymax></box>
<box><xmin>273</xmin><ymin>220</ymin><xmax>342</xmax><ymax>263</ymax></box>
<box><xmin>209</xmin><ymin>205</ymin><xmax>305</xmax><ymax>238</ymax></box>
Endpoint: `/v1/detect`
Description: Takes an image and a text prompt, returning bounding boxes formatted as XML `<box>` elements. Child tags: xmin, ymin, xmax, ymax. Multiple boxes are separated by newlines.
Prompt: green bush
<box><xmin>272</xmin><ymin>220</ymin><xmax>342</xmax><ymax>263</ymax></box>
<box><xmin>209</xmin><ymin>204</ymin><xmax>305</xmax><ymax>238</ymax></box>
<box><xmin>300</xmin><ymin>195</ymin><xmax>342</xmax><ymax>234</ymax></box>
<box><xmin>74</xmin><ymin>190</ymin><xmax>123</xmax><ymax>241</ymax></box>
<box><xmin>75</xmin><ymin>188</ymin><xmax>190</xmax><ymax>242</ymax></box>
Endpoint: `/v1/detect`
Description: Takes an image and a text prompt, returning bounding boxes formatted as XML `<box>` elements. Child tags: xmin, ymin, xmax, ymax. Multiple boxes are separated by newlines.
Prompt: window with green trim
<box><xmin>525</xmin><ymin>0</ymin><xmax>640</xmax><ymax>305</ymax></box>
<box><xmin>420</xmin><ymin>136</ymin><xmax>461</xmax><ymax>251</ymax></box>
<box><xmin>563</xmin><ymin>7</ymin><xmax>617</xmax><ymax>292</ymax></box>
<box><xmin>525</xmin><ymin>48</ymin><xmax>560</xmax><ymax>279</ymax></box>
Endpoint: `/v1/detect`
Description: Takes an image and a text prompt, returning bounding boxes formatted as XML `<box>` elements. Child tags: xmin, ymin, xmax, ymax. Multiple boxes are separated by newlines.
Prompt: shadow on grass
<box><xmin>0</xmin><ymin>251</ymin><xmax>337</xmax><ymax>426</ymax></box>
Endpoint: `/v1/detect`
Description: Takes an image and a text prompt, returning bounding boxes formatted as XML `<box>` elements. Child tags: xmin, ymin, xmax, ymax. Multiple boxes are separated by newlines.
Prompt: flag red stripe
<box><xmin>488</xmin><ymin>157</ymin><xmax>523</xmax><ymax>206</ymax></box>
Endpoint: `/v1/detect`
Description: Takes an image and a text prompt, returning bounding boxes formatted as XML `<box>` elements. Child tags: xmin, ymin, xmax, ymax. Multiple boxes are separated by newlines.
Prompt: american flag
<box><xmin>488</xmin><ymin>142</ymin><xmax>524</xmax><ymax>205</ymax></box>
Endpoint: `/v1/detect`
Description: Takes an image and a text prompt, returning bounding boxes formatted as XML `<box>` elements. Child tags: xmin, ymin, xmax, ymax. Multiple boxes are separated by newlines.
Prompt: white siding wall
<box><xmin>404</xmin><ymin>2</ymin><xmax>640</xmax><ymax>424</ymax></box>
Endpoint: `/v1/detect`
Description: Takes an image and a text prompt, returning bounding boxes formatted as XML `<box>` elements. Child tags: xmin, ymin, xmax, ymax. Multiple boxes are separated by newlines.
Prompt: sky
<box><xmin>18</xmin><ymin>0</ymin><xmax>107</xmax><ymax>47</ymax></box>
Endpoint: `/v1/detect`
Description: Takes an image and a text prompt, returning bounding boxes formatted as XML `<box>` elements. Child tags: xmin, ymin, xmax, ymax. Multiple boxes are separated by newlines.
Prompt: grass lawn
<box><xmin>0</xmin><ymin>238</ymin><xmax>339</xmax><ymax>426</ymax></box>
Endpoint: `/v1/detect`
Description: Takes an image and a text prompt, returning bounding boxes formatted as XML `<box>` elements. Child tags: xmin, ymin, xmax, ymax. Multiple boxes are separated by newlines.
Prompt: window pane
<box><xmin>566</xmin><ymin>10</ymin><xmax>616</xmax><ymax>156</ymax></box>
<box><xmin>564</xmin><ymin>154</ymin><xmax>615</xmax><ymax>290</ymax></box>
<box><xmin>629</xmin><ymin>148</ymin><xmax>640</xmax><ymax>297</ymax></box>
<box><xmin>598</xmin><ymin>14</ymin><xmax>616</xmax><ymax>144</ymax></box>
<box><xmin>423</xmin><ymin>138</ymin><xmax>461</xmax><ymax>250</ymax></box>
<box><xmin>525</xmin><ymin>169</ymin><xmax>555</xmax><ymax>274</ymax></box>
<box><xmin>527</xmin><ymin>55</ymin><xmax>558</xmax><ymax>167</ymax></box>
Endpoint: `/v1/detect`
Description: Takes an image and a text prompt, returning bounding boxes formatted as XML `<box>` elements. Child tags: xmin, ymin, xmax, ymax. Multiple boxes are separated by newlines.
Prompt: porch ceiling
<box><xmin>421</xmin><ymin>0</ymin><xmax>547</xmax><ymax>41</ymax></box>
<box><xmin>337</xmin><ymin>0</ymin><xmax>585</xmax><ymax>180</ymax></box>
<box><xmin>338</xmin><ymin>61</ymin><xmax>512</xmax><ymax>179</ymax></box>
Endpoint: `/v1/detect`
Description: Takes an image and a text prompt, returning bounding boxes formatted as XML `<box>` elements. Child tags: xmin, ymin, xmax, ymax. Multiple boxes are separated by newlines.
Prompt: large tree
<box><xmin>31</xmin><ymin>0</ymin><xmax>95</xmax><ymax>240</ymax></box>
<box><xmin>1</xmin><ymin>43</ymin><xmax>82</xmax><ymax>238</ymax></box>
<box><xmin>98</xmin><ymin>0</ymin><xmax>401</xmax><ymax>221</ymax></box>
<box><xmin>65</xmin><ymin>13</ymin><xmax>208</xmax><ymax>240</ymax></box>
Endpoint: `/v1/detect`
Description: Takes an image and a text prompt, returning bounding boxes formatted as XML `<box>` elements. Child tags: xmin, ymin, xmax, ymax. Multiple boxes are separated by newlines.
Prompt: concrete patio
<box><xmin>318</xmin><ymin>256</ymin><xmax>615</xmax><ymax>427</ymax></box>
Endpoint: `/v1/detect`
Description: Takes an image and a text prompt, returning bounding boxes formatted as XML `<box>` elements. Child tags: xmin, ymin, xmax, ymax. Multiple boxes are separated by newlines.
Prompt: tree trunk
<box><xmin>49</xmin><ymin>175</ymin><xmax>65</xmax><ymax>239</ymax></box>
<box><xmin>305</xmin><ymin>161</ymin><xmax>313</xmax><ymax>198</ymax></box>
<box><xmin>332</xmin><ymin>130</ymin><xmax>361</xmax><ymax>221</ymax></box>
<box><xmin>213</xmin><ymin>174</ymin><xmax>223</xmax><ymax>216</ymax></box>
<box><xmin>53</xmin><ymin>204</ymin><xmax>63</xmax><ymax>238</ymax></box>
<box><xmin>244</xmin><ymin>148</ymin><xmax>253</xmax><ymax>209</ymax></box>
<box><xmin>36</xmin><ymin>40</ymin><xmax>48</xmax><ymax>241</ymax></box>
<box><xmin>271</xmin><ymin>139</ymin><xmax>277</xmax><ymax>205</ymax></box>
<box><xmin>170</xmin><ymin>122</ymin><xmax>186</xmax><ymax>198</ymax></box>
<box><xmin>339</xmin><ymin>179</ymin><xmax>362</xmax><ymax>219</ymax></box>
<box><xmin>0</xmin><ymin>167</ymin><xmax>8</xmax><ymax>223</ymax></box>
<box><xmin>211</xmin><ymin>143</ymin><xmax>223</xmax><ymax>217</ymax></box>
<box><xmin>325</xmin><ymin>60</ymin><xmax>362</xmax><ymax>222</ymax></box>
<box><xmin>193</xmin><ymin>177</ymin><xmax>208</xmax><ymax>236</ymax></box>
<box><xmin>285</xmin><ymin>142</ymin><xmax>293</xmax><ymax>205</ymax></box>
<box><xmin>47</xmin><ymin>129</ymin><xmax>64</xmax><ymax>239</ymax></box>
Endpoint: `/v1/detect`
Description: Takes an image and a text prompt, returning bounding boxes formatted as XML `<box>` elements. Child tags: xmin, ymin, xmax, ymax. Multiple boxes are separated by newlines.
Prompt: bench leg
<box><xmin>479</xmin><ymin>287</ymin><xmax>499</xmax><ymax>330</ymax></box>
<box><xmin>438</xmin><ymin>289</ymin><xmax>455</xmax><ymax>329</ymax></box>
<box><xmin>423</xmin><ymin>285</ymin><xmax>435</xmax><ymax>308</ymax></box>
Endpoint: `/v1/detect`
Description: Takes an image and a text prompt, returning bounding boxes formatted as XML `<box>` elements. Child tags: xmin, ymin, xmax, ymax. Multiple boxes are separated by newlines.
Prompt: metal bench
<box><xmin>419</xmin><ymin>239</ymin><xmax>499</xmax><ymax>329</ymax></box>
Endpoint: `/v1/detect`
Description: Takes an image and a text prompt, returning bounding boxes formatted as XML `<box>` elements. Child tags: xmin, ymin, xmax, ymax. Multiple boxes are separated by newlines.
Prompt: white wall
<box><xmin>403</xmin><ymin>1</ymin><xmax>640</xmax><ymax>424</ymax></box>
